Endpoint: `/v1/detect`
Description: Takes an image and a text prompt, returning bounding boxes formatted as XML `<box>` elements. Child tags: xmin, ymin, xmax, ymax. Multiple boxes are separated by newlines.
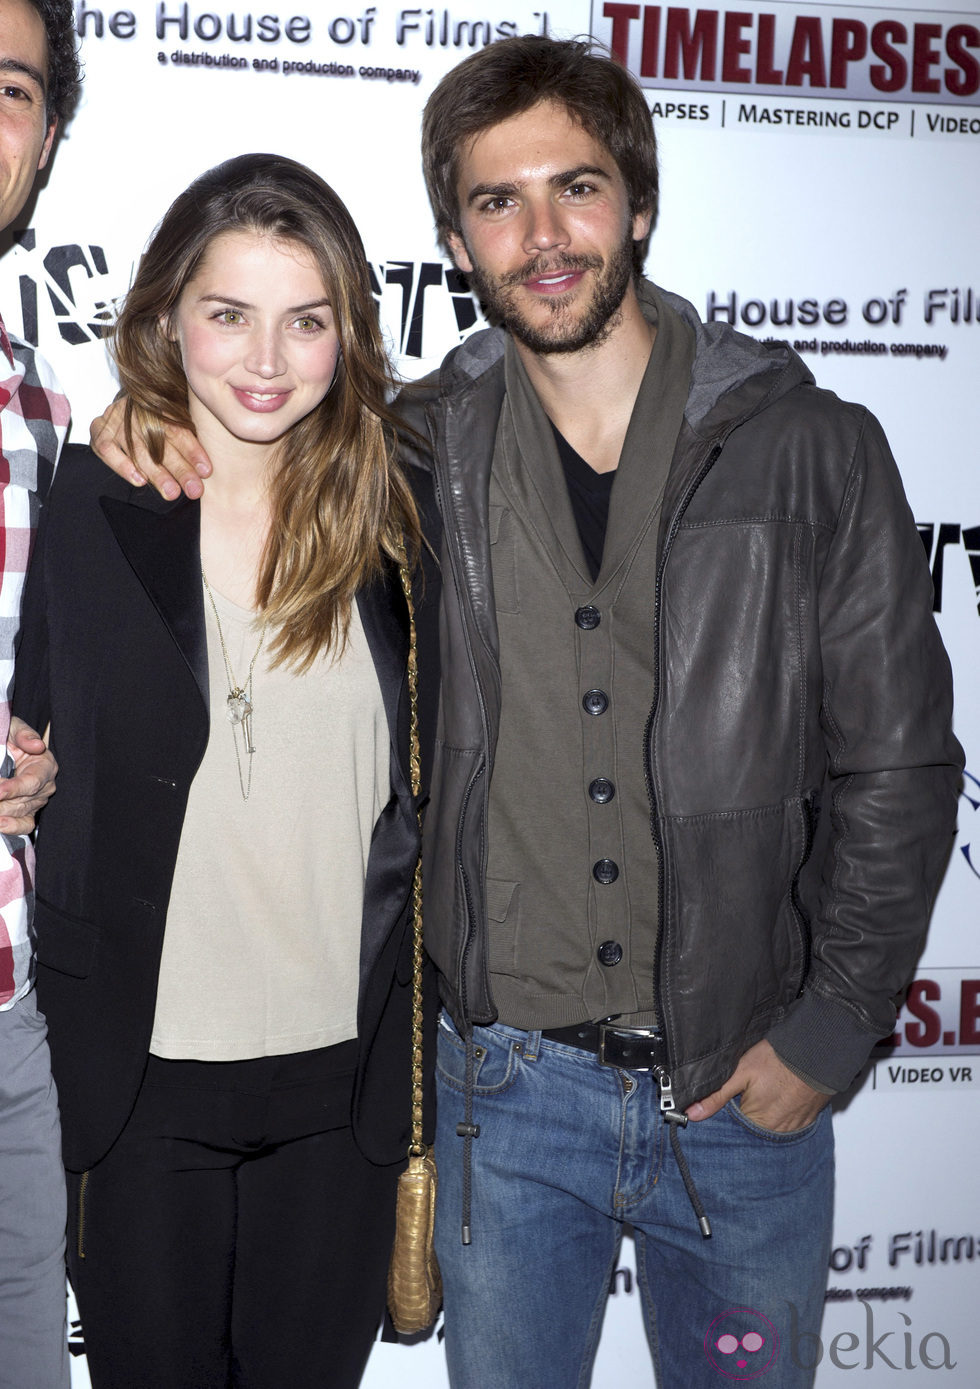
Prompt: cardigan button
<box><xmin>589</xmin><ymin>778</ymin><xmax>615</xmax><ymax>804</ymax></box>
<box><xmin>582</xmin><ymin>689</ymin><xmax>608</xmax><ymax>716</ymax></box>
<box><xmin>575</xmin><ymin>605</ymin><xmax>601</xmax><ymax>630</ymax></box>
<box><xmin>597</xmin><ymin>940</ymin><xmax>623</xmax><ymax>967</ymax></box>
<box><xmin>593</xmin><ymin>859</ymin><xmax>619</xmax><ymax>885</ymax></box>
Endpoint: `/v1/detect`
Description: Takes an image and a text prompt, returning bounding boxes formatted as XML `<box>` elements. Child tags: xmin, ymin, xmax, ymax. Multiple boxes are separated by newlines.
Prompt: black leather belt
<box><xmin>541</xmin><ymin>1021</ymin><xmax>667</xmax><ymax>1072</ymax></box>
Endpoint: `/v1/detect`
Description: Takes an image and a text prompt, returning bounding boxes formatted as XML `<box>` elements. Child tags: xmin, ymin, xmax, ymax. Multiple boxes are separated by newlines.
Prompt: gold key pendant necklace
<box><xmin>201</xmin><ymin>568</ymin><xmax>266</xmax><ymax>800</ymax></box>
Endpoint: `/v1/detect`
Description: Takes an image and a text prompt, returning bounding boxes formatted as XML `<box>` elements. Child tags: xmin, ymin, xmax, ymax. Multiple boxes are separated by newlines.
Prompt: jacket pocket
<box><xmin>34</xmin><ymin>896</ymin><xmax>98</xmax><ymax>979</ymax></box>
<box><xmin>789</xmin><ymin>791</ymin><xmax>819</xmax><ymax>995</ymax></box>
<box><xmin>485</xmin><ymin>877</ymin><xmax>521</xmax><ymax>977</ymax></box>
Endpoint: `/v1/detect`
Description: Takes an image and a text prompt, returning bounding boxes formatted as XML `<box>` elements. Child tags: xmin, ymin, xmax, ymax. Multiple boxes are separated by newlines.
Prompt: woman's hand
<box><xmin>90</xmin><ymin>398</ymin><xmax>212</xmax><ymax>500</ymax></box>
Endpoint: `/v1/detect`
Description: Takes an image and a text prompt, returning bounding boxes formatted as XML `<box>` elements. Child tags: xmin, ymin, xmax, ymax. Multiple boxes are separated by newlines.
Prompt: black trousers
<box><xmin>67</xmin><ymin>1045</ymin><xmax>398</xmax><ymax>1389</ymax></box>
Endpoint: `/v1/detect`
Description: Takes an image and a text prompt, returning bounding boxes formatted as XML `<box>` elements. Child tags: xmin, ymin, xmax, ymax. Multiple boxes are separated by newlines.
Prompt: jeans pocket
<box><xmin>725</xmin><ymin>1096</ymin><xmax>826</xmax><ymax>1143</ymax></box>
<box><xmin>436</xmin><ymin>1013</ymin><xmax>523</xmax><ymax>1096</ymax></box>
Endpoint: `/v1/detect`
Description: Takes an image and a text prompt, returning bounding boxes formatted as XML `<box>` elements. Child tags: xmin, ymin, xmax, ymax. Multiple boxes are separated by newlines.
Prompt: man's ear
<box><xmin>37</xmin><ymin>118</ymin><xmax>57</xmax><ymax>172</ymax></box>
<box><xmin>445</xmin><ymin>230</ymin><xmax>474</xmax><ymax>275</ymax></box>
<box><xmin>631</xmin><ymin>206</ymin><xmax>653</xmax><ymax>244</ymax></box>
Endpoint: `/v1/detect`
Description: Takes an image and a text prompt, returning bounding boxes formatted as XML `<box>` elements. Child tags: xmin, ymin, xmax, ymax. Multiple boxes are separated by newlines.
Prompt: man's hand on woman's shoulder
<box><xmin>90</xmin><ymin>398</ymin><xmax>211</xmax><ymax>500</ymax></box>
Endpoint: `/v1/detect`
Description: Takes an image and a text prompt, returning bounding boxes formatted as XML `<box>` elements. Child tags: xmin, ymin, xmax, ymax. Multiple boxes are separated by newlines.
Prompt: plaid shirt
<box><xmin>0</xmin><ymin>314</ymin><xmax>68</xmax><ymax>1009</ymax></box>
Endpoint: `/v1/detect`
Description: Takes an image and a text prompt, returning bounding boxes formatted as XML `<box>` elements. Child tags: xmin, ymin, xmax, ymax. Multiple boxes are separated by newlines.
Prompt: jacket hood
<box><xmin>658</xmin><ymin>283</ymin><xmax>814</xmax><ymax>433</ymax></box>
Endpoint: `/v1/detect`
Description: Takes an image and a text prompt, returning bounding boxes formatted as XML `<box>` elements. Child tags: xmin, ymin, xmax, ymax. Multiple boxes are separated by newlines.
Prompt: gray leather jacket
<box><xmin>403</xmin><ymin>283</ymin><xmax>962</xmax><ymax>1106</ymax></box>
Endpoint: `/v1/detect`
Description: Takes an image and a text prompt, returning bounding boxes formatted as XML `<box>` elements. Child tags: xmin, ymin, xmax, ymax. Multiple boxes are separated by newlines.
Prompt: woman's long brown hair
<box><xmin>111</xmin><ymin>153</ymin><xmax>420</xmax><ymax>671</ymax></box>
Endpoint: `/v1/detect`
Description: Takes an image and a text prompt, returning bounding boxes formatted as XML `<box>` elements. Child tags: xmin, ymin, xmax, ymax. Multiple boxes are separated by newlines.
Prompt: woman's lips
<box><xmin>231</xmin><ymin>387</ymin><xmax>293</xmax><ymax>412</ymax></box>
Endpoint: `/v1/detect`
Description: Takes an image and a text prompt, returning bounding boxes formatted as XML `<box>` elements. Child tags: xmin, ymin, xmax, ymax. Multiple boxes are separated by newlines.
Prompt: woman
<box><xmin>14</xmin><ymin>153</ymin><xmax>439</xmax><ymax>1388</ymax></box>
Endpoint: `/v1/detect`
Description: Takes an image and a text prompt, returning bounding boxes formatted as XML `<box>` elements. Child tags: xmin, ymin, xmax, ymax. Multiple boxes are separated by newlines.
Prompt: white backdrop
<box><xmin>6</xmin><ymin>1</ymin><xmax>976</xmax><ymax>1383</ymax></box>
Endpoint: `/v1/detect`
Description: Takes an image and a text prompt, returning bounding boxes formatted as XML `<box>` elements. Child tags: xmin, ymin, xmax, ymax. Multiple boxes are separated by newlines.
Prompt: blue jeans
<box><xmin>435</xmin><ymin>1014</ymin><xmax>834</xmax><ymax>1389</ymax></box>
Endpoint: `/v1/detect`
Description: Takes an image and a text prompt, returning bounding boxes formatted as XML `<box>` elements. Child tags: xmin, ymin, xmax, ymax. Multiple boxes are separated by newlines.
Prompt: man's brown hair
<box><xmin>422</xmin><ymin>35</ymin><xmax>658</xmax><ymax>273</ymax></box>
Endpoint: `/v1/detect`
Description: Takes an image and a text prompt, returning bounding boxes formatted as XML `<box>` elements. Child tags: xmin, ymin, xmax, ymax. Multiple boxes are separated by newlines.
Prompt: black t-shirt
<box><xmin>551</xmin><ymin>422</ymin><xmax>615</xmax><ymax>583</ymax></box>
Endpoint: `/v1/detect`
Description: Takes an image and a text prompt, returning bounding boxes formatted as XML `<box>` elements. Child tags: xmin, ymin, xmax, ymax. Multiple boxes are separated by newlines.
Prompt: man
<box><xmin>0</xmin><ymin>2</ymin><xmax>79</xmax><ymax>1384</ymax></box>
<box><xmin>404</xmin><ymin>36</ymin><xmax>962</xmax><ymax>1389</ymax></box>
<box><xmin>94</xmin><ymin>35</ymin><xmax>961</xmax><ymax>1389</ymax></box>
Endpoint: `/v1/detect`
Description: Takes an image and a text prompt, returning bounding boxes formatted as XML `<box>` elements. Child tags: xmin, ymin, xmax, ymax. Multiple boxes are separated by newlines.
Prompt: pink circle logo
<box><xmin>703</xmin><ymin>1308</ymin><xmax>779</xmax><ymax>1380</ymax></box>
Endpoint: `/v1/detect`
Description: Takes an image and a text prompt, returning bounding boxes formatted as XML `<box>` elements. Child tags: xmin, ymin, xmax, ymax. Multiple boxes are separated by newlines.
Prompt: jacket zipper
<box><xmin>644</xmin><ymin>438</ymin><xmax>726</xmax><ymax>1098</ymax></box>
<box><xmin>77</xmin><ymin>1170</ymin><xmax>90</xmax><ymax>1260</ymax></box>
<box><xmin>456</xmin><ymin>764</ymin><xmax>486</xmax><ymax>1016</ymax></box>
<box><xmin>430</xmin><ymin>406</ymin><xmax>496</xmax><ymax>1246</ymax></box>
<box><xmin>428</xmin><ymin>407</ymin><xmax>494</xmax><ymax>1019</ymax></box>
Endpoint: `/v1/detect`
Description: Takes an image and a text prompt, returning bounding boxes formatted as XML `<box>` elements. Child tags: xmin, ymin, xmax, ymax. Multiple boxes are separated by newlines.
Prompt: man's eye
<box><xmin>0</xmin><ymin>85</ymin><xmax>29</xmax><ymax>102</ymax></box>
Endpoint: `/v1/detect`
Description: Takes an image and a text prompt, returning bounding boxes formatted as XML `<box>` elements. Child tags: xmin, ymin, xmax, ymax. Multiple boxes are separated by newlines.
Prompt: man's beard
<box><xmin>464</xmin><ymin>229</ymin><xmax>636</xmax><ymax>356</ymax></box>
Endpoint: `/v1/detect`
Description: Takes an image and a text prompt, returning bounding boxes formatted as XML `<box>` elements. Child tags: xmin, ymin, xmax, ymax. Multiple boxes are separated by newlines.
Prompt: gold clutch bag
<box><xmin>387</xmin><ymin>1150</ymin><xmax>443</xmax><ymax>1333</ymax></box>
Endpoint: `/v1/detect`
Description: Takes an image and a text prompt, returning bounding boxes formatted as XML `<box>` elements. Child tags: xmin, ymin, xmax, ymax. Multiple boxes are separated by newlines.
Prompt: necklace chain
<box><xmin>201</xmin><ymin>568</ymin><xmax>266</xmax><ymax>801</ymax></box>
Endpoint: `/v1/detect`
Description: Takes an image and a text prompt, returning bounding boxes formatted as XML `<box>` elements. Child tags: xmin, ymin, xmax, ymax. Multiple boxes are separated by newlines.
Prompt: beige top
<box><xmin>150</xmin><ymin>585</ymin><xmax>390</xmax><ymax>1061</ymax></box>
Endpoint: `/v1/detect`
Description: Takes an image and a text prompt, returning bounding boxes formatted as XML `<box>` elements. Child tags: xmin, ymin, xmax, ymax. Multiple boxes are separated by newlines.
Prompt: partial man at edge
<box><xmin>0</xmin><ymin>1</ymin><xmax>81</xmax><ymax>1386</ymax></box>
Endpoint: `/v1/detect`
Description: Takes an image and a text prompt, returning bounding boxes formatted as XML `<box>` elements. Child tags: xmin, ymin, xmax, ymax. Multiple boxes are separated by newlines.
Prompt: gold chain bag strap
<box><xmin>387</xmin><ymin>561</ymin><xmax>443</xmax><ymax>1334</ymax></box>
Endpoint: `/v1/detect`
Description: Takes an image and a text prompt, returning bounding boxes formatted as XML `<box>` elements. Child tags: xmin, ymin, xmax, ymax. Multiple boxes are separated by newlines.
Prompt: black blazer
<box><xmin>15</xmin><ymin>444</ymin><xmax>440</xmax><ymax>1173</ymax></box>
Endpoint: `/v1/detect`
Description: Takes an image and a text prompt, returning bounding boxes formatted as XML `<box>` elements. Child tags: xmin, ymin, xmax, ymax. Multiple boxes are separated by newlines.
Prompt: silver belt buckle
<box><xmin>597</xmin><ymin>1024</ymin><xmax>662</xmax><ymax>1072</ymax></box>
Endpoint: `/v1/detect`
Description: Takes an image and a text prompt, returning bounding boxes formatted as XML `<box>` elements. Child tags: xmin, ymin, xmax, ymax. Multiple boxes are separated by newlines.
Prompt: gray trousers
<box><xmin>0</xmin><ymin>989</ymin><xmax>68</xmax><ymax>1389</ymax></box>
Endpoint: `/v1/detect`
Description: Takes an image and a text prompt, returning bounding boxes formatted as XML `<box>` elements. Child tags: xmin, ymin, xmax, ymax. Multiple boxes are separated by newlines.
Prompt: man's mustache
<box><xmin>499</xmin><ymin>254</ymin><xmax>603</xmax><ymax>289</ymax></box>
